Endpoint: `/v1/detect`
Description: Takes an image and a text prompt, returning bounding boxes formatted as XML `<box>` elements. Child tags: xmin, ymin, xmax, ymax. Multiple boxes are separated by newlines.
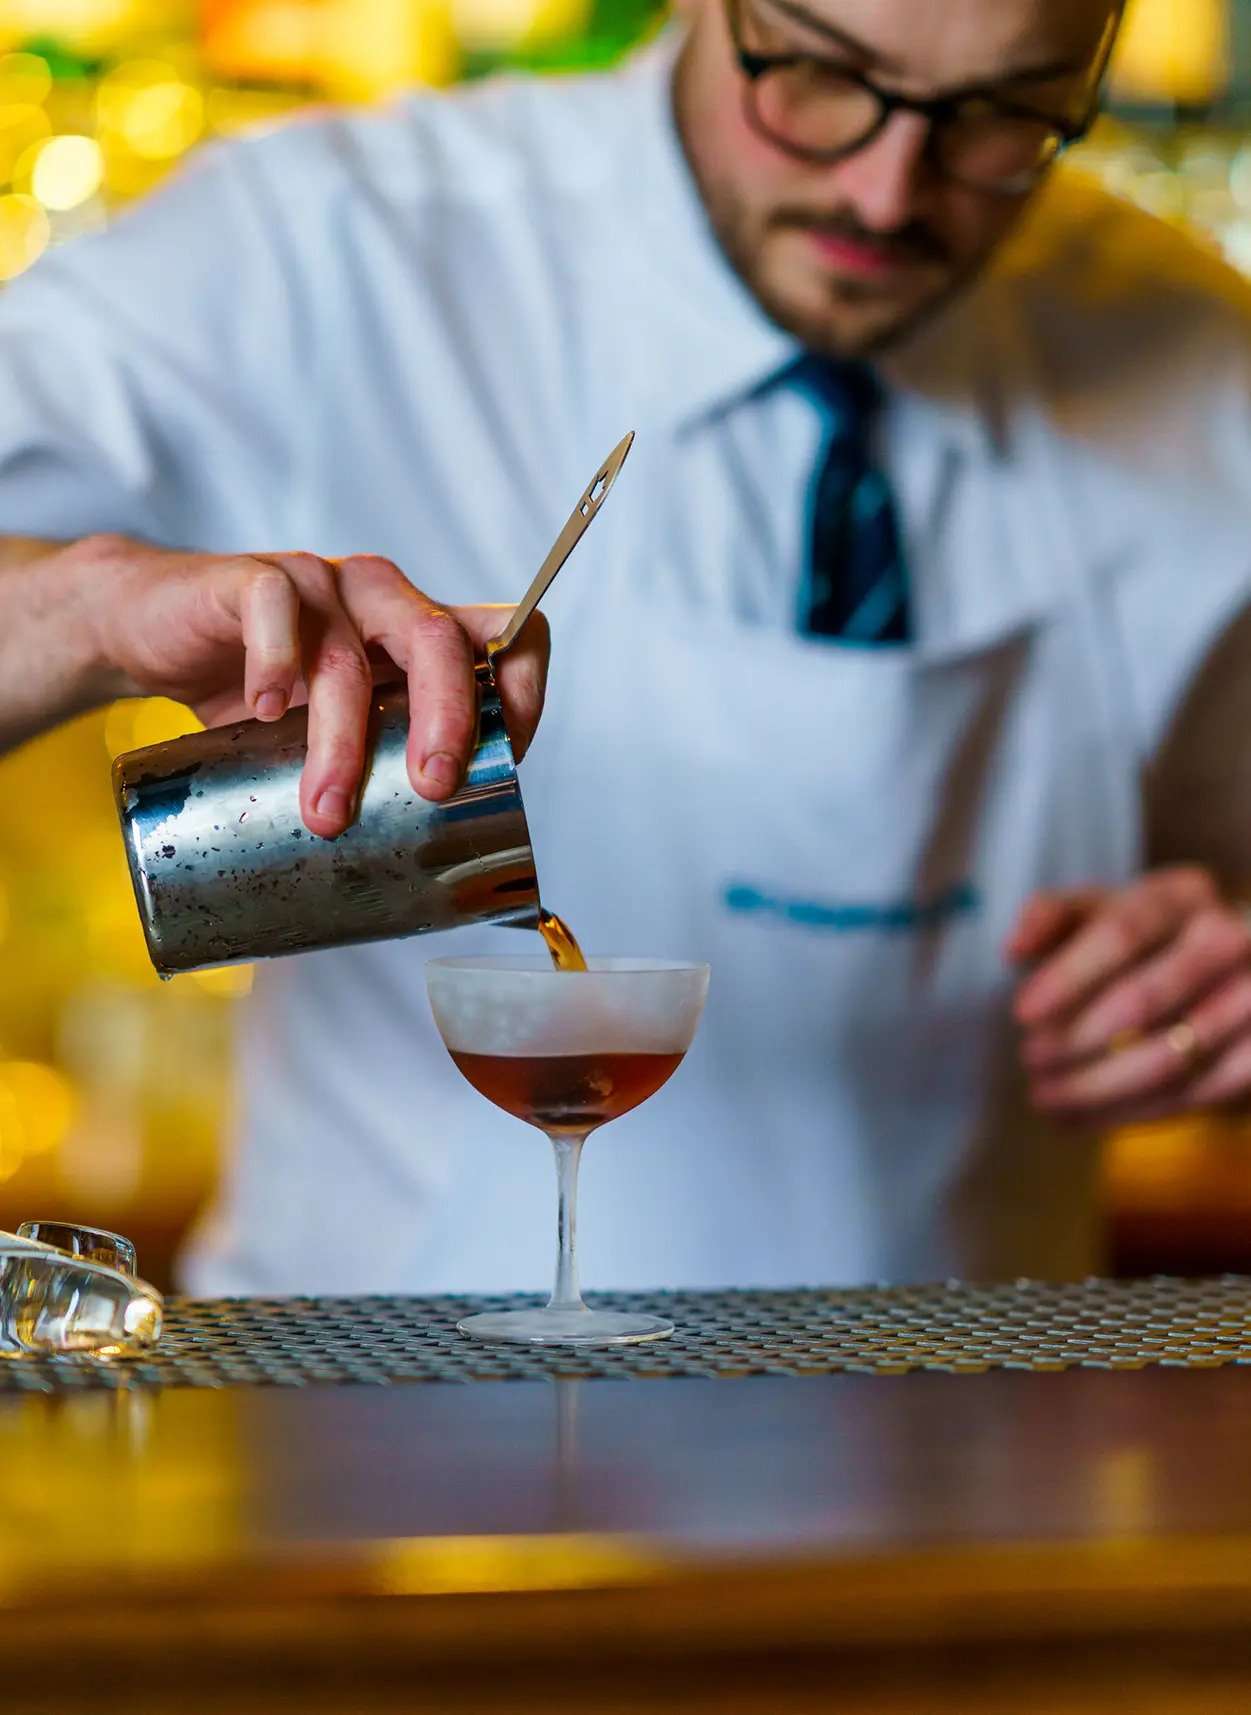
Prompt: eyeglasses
<box><xmin>726</xmin><ymin>0</ymin><xmax>1115</xmax><ymax>196</ymax></box>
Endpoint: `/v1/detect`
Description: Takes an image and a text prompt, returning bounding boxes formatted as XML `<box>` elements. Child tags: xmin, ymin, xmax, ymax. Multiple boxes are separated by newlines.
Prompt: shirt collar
<box><xmin>612</xmin><ymin>32</ymin><xmax>1003</xmax><ymax>459</ymax></box>
<box><xmin>613</xmin><ymin>31</ymin><xmax>801</xmax><ymax>433</ymax></box>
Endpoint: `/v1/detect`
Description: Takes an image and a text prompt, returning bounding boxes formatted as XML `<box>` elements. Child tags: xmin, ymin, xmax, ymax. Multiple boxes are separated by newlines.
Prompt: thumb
<box><xmin>452</xmin><ymin>604</ymin><xmax>552</xmax><ymax>764</ymax></box>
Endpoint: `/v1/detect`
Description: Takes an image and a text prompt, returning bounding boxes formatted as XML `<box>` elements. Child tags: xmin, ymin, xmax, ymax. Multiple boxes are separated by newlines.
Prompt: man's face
<box><xmin>674</xmin><ymin>0</ymin><xmax>1119</xmax><ymax>355</ymax></box>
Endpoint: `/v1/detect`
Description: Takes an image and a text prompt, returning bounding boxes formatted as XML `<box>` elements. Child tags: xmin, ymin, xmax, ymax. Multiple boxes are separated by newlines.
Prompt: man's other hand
<box><xmin>1008</xmin><ymin>867</ymin><xmax>1251</xmax><ymax>1127</ymax></box>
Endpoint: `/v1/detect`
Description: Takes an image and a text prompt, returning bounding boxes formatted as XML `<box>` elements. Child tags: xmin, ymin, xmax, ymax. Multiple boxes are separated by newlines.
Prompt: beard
<box><xmin>696</xmin><ymin>171</ymin><xmax>993</xmax><ymax>358</ymax></box>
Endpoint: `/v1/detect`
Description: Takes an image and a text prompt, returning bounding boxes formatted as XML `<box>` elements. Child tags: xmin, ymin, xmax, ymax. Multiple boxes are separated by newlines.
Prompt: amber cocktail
<box><xmin>426</xmin><ymin>955</ymin><xmax>709</xmax><ymax>1344</ymax></box>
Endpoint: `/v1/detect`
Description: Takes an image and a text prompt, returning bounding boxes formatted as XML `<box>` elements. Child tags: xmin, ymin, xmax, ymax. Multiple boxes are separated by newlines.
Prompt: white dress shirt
<box><xmin>2</xmin><ymin>34</ymin><xmax>1251</xmax><ymax>1293</ymax></box>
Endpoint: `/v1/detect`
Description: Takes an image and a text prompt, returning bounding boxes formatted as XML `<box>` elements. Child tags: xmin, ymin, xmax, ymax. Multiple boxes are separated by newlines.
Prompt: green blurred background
<box><xmin>2</xmin><ymin>0</ymin><xmax>1251</xmax><ymax>1288</ymax></box>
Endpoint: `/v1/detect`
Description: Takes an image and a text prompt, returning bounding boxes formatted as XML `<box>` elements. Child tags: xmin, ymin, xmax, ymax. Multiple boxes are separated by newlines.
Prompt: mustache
<box><xmin>771</xmin><ymin>206</ymin><xmax>950</xmax><ymax>267</ymax></box>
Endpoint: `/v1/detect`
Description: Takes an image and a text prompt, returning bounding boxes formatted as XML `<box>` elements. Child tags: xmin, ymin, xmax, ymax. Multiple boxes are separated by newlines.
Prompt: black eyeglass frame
<box><xmin>726</xmin><ymin>0</ymin><xmax>1118</xmax><ymax>195</ymax></box>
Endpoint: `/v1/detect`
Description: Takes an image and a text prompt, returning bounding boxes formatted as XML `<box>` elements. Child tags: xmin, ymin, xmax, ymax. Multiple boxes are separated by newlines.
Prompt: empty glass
<box><xmin>426</xmin><ymin>955</ymin><xmax>709</xmax><ymax>1344</ymax></box>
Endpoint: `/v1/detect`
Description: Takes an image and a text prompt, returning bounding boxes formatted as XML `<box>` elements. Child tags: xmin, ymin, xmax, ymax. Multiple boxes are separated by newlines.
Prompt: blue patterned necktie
<box><xmin>795</xmin><ymin>357</ymin><xmax>911</xmax><ymax>645</ymax></box>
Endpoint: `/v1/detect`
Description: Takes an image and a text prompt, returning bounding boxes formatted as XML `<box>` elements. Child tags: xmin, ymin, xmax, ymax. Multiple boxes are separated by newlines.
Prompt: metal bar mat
<box><xmin>7</xmin><ymin>1277</ymin><xmax>1251</xmax><ymax>1391</ymax></box>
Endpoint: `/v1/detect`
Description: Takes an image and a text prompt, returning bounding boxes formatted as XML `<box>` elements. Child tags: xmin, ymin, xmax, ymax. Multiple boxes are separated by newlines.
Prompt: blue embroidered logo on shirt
<box><xmin>723</xmin><ymin>880</ymin><xmax>979</xmax><ymax>933</ymax></box>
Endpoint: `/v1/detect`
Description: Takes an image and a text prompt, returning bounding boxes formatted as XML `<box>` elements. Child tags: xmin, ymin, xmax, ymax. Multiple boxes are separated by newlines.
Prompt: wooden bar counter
<box><xmin>5</xmin><ymin>1281</ymin><xmax>1251</xmax><ymax>1713</ymax></box>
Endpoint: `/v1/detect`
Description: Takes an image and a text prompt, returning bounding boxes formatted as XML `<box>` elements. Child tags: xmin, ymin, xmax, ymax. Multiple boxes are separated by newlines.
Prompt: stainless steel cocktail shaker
<box><xmin>113</xmin><ymin>663</ymin><xmax>539</xmax><ymax>976</ymax></box>
<box><xmin>111</xmin><ymin>431</ymin><xmax>637</xmax><ymax>977</ymax></box>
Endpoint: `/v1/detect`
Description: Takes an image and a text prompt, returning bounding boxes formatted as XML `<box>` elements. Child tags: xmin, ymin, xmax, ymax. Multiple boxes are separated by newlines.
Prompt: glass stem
<box><xmin>547</xmin><ymin>1133</ymin><xmax>588</xmax><ymax>1315</ymax></box>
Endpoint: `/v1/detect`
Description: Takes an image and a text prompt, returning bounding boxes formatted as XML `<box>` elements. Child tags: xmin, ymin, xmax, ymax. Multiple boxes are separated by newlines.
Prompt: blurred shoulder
<box><xmin>229</xmin><ymin>46</ymin><xmax>660</xmax><ymax>215</ymax></box>
<box><xmin>994</xmin><ymin>164</ymin><xmax>1251</xmax><ymax>371</ymax></box>
<box><xmin>969</xmin><ymin>164</ymin><xmax>1251</xmax><ymax>514</ymax></box>
<box><xmin>993</xmin><ymin>171</ymin><xmax>1251</xmax><ymax>703</ymax></box>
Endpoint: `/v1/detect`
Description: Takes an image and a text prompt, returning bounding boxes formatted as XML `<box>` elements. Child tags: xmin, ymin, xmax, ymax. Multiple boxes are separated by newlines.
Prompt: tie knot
<box><xmin>788</xmin><ymin>355</ymin><xmax>884</xmax><ymax>432</ymax></box>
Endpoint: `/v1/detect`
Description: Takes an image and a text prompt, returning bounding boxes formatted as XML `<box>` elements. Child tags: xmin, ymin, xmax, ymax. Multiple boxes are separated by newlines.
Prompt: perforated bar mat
<box><xmin>8</xmin><ymin>1278</ymin><xmax>1251</xmax><ymax>1391</ymax></box>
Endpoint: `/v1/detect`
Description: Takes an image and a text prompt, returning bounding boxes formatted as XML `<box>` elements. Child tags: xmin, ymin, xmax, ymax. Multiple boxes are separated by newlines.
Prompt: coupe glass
<box><xmin>426</xmin><ymin>955</ymin><xmax>710</xmax><ymax>1344</ymax></box>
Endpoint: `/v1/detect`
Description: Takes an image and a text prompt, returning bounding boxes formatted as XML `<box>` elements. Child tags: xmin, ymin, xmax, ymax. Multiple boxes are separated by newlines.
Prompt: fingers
<box><xmin>1005</xmin><ymin>889</ymin><xmax>1103</xmax><ymax>966</ymax></box>
<box><xmin>1187</xmin><ymin>1038</ymin><xmax>1251</xmax><ymax>1109</ymax></box>
<box><xmin>1022</xmin><ymin>904</ymin><xmax>1251</xmax><ymax>1072</ymax></box>
<box><xmin>334</xmin><ymin>557</ymin><xmax>480</xmax><ymax>801</ymax></box>
<box><xmin>1028</xmin><ymin>1002</ymin><xmax>1251</xmax><ymax>1131</ymax></box>
<box><xmin>1029</xmin><ymin>1019</ymin><xmax>1204</xmax><ymax>1117</ymax></box>
<box><xmin>335</xmin><ymin>564</ymin><xmax>552</xmax><ymax>792</ymax></box>
<box><xmin>1025</xmin><ymin>950</ymin><xmax>1251</xmax><ymax>1127</ymax></box>
<box><xmin>1014</xmin><ymin>867</ymin><xmax>1218</xmax><ymax>1028</ymax></box>
<box><xmin>301</xmin><ymin>627</ymin><xmax>374</xmax><ymax>837</ymax></box>
<box><xmin>455</xmin><ymin>604</ymin><xmax>552</xmax><ymax>763</ymax></box>
<box><xmin>1015</xmin><ymin>870</ymin><xmax>1251</xmax><ymax>1127</ymax></box>
<box><xmin>259</xmin><ymin>554</ymin><xmax>373</xmax><ymax>839</ymax></box>
<box><xmin>404</xmin><ymin>607</ymin><xmax>478</xmax><ymax>798</ymax></box>
<box><xmin>221</xmin><ymin>553</ymin><xmax>551</xmax><ymax>833</ymax></box>
<box><xmin>1178</xmin><ymin>973</ymin><xmax>1251</xmax><ymax>1106</ymax></box>
<box><xmin>1097</xmin><ymin>1017</ymin><xmax>1251</xmax><ymax>1127</ymax></box>
<box><xmin>239</xmin><ymin>563</ymin><xmax>301</xmax><ymax>720</ymax></box>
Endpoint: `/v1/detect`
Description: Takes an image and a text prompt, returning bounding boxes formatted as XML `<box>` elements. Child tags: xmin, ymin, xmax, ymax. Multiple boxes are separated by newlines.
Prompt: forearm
<box><xmin>0</xmin><ymin>534</ymin><xmax>124</xmax><ymax>756</ymax></box>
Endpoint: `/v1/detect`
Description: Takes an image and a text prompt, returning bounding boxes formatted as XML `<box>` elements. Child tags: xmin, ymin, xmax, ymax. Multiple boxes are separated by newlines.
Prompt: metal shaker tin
<box><xmin>112</xmin><ymin>664</ymin><xmax>539</xmax><ymax>975</ymax></box>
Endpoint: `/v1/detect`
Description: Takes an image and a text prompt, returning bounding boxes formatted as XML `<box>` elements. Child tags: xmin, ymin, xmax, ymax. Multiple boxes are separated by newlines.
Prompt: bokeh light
<box><xmin>202</xmin><ymin>0</ymin><xmax>320</xmax><ymax>84</ymax></box>
<box><xmin>0</xmin><ymin>0</ymin><xmax>165</xmax><ymax>57</ymax></box>
<box><xmin>1114</xmin><ymin>0</ymin><xmax>1230</xmax><ymax>106</ymax></box>
<box><xmin>450</xmin><ymin>0</ymin><xmax>590</xmax><ymax>54</ymax></box>
<box><xmin>0</xmin><ymin>1060</ymin><xmax>79</xmax><ymax>1185</ymax></box>
<box><xmin>0</xmin><ymin>53</ymin><xmax>53</xmax><ymax>108</ymax></box>
<box><xmin>26</xmin><ymin>134</ymin><xmax>104</xmax><ymax>210</ymax></box>
<box><xmin>0</xmin><ymin>192</ymin><xmax>49</xmax><ymax>279</ymax></box>
<box><xmin>0</xmin><ymin>105</ymin><xmax>52</xmax><ymax>183</ymax></box>
<box><xmin>97</xmin><ymin>62</ymin><xmax>205</xmax><ymax>162</ymax></box>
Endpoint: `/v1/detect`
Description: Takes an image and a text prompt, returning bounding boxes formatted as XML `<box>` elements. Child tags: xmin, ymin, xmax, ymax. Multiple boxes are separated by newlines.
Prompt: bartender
<box><xmin>1</xmin><ymin>0</ymin><xmax>1250</xmax><ymax>1292</ymax></box>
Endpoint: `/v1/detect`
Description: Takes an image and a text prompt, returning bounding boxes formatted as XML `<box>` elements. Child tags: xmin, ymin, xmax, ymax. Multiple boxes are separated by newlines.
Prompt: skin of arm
<box><xmin>0</xmin><ymin>535</ymin><xmax>122</xmax><ymax>755</ymax></box>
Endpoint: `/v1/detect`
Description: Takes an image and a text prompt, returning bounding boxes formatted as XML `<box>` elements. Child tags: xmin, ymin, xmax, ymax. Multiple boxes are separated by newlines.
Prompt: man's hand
<box><xmin>1008</xmin><ymin>868</ymin><xmax>1251</xmax><ymax>1127</ymax></box>
<box><xmin>60</xmin><ymin>535</ymin><xmax>550</xmax><ymax>840</ymax></box>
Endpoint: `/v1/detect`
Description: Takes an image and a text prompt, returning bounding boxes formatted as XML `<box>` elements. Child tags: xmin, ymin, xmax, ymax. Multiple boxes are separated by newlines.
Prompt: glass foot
<box><xmin>457</xmin><ymin>1308</ymin><xmax>674</xmax><ymax>1346</ymax></box>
